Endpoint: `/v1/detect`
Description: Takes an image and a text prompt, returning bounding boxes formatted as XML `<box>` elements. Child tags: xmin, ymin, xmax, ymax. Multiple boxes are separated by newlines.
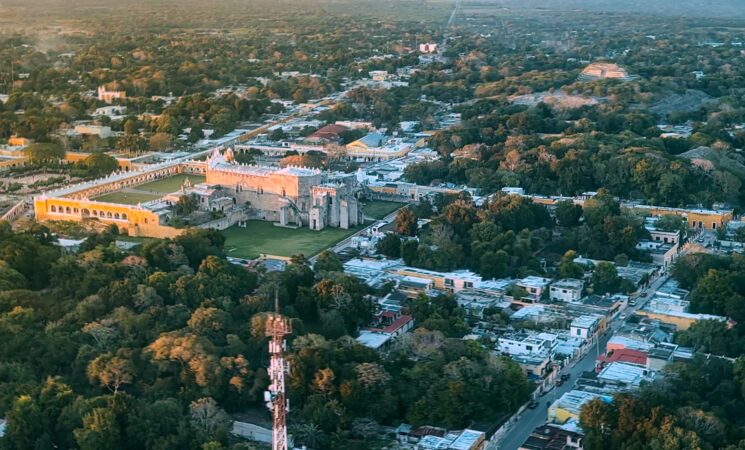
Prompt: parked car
<box><xmin>561</xmin><ymin>373</ymin><xmax>570</xmax><ymax>381</ymax></box>
<box><xmin>528</xmin><ymin>400</ymin><xmax>538</xmax><ymax>409</ymax></box>
<box><xmin>556</xmin><ymin>379</ymin><xmax>564</xmax><ymax>386</ymax></box>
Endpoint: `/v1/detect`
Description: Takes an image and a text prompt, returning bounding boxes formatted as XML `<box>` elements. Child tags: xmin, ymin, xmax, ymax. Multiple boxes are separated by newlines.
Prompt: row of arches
<box><xmin>49</xmin><ymin>205</ymin><xmax>128</xmax><ymax>221</ymax></box>
<box><xmin>76</xmin><ymin>165</ymin><xmax>188</xmax><ymax>198</ymax></box>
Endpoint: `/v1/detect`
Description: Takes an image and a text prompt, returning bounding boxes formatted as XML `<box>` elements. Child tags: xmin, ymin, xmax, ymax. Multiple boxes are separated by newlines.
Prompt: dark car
<box><xmin>527</xmin><ymin>400</ymin><xmax>538</xmax><ymax>409</ymax></box>
<box><xmin>561</xmin><ymin>373</ymin><xmax>570</xmax><ymax>381</ymax></box>
<box><xmin>640</xmin><ymin>292</ymin><xmax>648</xmax><ymax>298</ymax></box>
<box><xmin>556</xmin><ymin>379</ymin><xmax>564</xmax><ymax>386</ymax></box>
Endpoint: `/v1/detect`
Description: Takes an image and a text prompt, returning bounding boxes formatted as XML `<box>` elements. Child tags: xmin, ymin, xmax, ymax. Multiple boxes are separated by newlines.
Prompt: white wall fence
<box><xmin>2</xmin><ymin>197</ymin><xmax>31</xmax><ymax>222</ymax></box>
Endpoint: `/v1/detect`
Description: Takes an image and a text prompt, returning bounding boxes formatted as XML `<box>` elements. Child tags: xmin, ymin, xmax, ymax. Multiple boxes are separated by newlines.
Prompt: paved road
<box><xmin>495</xmin><ymin>272</ymin><xmax>669</xmax><ymax>450</ymax></box>
<box><xmin>495</xmin><ymin>330</ymin><xmax>613</xmax><ymax>450</ymax></box>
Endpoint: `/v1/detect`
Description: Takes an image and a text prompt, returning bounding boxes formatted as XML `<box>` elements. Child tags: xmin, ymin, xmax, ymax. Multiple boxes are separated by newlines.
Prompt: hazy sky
<box><xmin>494</xmin><ymin>0</ymin><xmax>745</xmax><ymax>19</ymax></box>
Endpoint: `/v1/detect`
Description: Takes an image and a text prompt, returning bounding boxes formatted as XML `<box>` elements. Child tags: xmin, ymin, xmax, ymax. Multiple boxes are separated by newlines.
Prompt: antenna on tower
<box><xmin>265</xmin><ymin>291</ymin><xmax>292</xmax><ymax>450</ymax></box>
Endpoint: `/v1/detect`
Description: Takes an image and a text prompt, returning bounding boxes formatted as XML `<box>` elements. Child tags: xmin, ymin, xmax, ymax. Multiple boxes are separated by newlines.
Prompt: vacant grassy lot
<box><xmin>95</xmin><ymin>191</ymin><xmax>162</xmax><ymax>205</ymax></box>
<box><xmin>223</xmin><ymin>220</ymin><xmax>363</xmax><ymax>259</ymax></box>
<box><xmin>138</xmin><ymin>174</ymin><xmax>206</xmax><ymax>194</ymax></box>
<box><xmin>362</xmin><ymin>200</ymin><xmax>402</xmax><ymax>219</ymax></box>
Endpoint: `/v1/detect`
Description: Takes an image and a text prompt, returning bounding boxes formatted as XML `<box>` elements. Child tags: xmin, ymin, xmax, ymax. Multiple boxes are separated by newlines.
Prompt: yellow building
<box><xmin>8</xmin><ymin>136</ymin><xmax>32</xmax><ymax>147</ymax></box>
<box><xmin>635</xmin><ymin>309</ymin><xmax>732</xmax><ymax>331</ymax></box>
<box><xmin>634</xmin><ymin>205</ymin><xmax>733</xmax><ymax>231</ymax></box>
<box><xmin>34</xmin><ymin>196</ymin><xmax>181</xmax><ymax>238</ymax></box>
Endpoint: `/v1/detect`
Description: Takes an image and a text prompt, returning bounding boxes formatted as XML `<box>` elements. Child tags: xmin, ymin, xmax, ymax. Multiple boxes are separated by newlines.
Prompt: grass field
<box><xmin>138</xmin><ymin>174</ymin><xmax>206</xmax><ymax>194</ymax></box>
<box><xmin>223</xmin><ymin>220</ymin><xmax>364</xmax><ymax>259</ymax></box>
<box><xmin>363</xmin><ymin>200</ymin><xmax>402</xmax><ymax>219</ymax></box>
<box><xmin>95</xmin><ymin>191</ymin><xmax>162</xmax><ymax>205</ymax></box>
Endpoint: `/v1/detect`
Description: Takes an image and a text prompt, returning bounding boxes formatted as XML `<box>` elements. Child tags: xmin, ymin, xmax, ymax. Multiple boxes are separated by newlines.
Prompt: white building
<box><xmin>598</xmin><ymin>362</ymin><xmax>653</xmax><ymax>389</ymax></box>
<box><xmin>570</xmin><ymin>315</ymin><xmax>600</xmax><ymax>339</ymax></box>
<box><xmin>550</xmin><ymin>279</ymin><xmax>584</xmax><ymax>303</ymax></box>
<box><xmin>92</xmin><ymin>105</ymin><xmax>127</xmax><ymax>120</ymax></box>
<box><xmin>497</xmin><ymin>331</ymin><xmax>559</xmax><ymax>358</ymax></box>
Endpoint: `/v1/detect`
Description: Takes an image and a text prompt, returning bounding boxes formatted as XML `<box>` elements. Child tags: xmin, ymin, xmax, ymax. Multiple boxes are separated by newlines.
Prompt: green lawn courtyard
<box><xmin>222</xmin><ymin>220</ymin><xmax>364</xmax><ymax>259</ymax></box>
<box><xmin>138</xmin><ymin>174</ymin><xmax>206</xmax><ymax>194</ymax></box>
<box><xmin>362</xmin><ymin>200</ymin><xmax>402</xmax><ymax>219</ymax></box>
<box><xmin>94</xmin><ymin>191</ymin><xmax>163</xmax><ymax>205</ymax></box>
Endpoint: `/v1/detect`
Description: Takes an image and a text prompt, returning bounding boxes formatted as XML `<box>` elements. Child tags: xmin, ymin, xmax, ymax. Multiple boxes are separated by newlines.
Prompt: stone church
<box><xmin>205</xmin><ymin>148</ymin><xmax>362</xmax><ymax>230</ymax></box>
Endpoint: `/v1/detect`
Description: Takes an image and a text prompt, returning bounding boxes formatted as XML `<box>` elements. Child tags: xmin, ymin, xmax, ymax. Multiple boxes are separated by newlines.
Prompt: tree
<box><xmin>376</xmin><ymin>233</ymin><xmax>401</xmax><ymax>258</ymax></box>
<box><xmin>676</xmin><ymin>320</ymin><xmax>741</xmax><ymax>357</ymax></box>
<box><xmin>591</xmin><ymin>262</ymin><xmax>621</xmax><ymax>295</ymax></box>
<box><xmin>558</xmin><ymin>251</ymin><xmax>585</xmax><ymax>279</ymax></box>
<box><xmin>0</xmin><ymin>260</ymin><xmax>26</xmax><ymax>290</ymax></box>
<box><xmin>396</xmin><ymin>208</ymin><xmax>418</xmax><ymax>236</ymax></box>
<box><xmin>555</xmin><ymin>200</ymin><xmax>583</xmax><ymax>227</ymax></box>
<box><xmin>734</xmin><ymin>227</ymin><xmax>745</xmax><ymax>243</ymax></box>
<box><xmin>175</xmin><ymin>194</ymin><xmax>199</xmax><ymax>216</ymax></box>
<box><xmin>116</xmin><ymin>134</ymin><xmax>147</xmax><ymax>153</ymax></box>
<box><xmin>74</xmin><ymin>407</ymin><xmax>122</xmax><ymax>450</ymax></box>
<box><xmin>173</xmin><ymin>229</ymin><xmax>226</xmax><ymax>269</ymax></box>
<box><xmin>87</xmin><ymin>353</ymin><xmax>136</xmax><ymax>393</ymax></box>
<box><xmin>314</xmin><ymin>251</ymin><xmax>343</xmax><ymax>273</ymax></box>
<box><xmin>82</xmin><ymin>152</ymin><xmax>118</xmax><ymax>178</ymax></box>
<box><xmin>149</xmin><ymin>132</ymin><xmax>173</xmax><ymax>151</ymax></box>
<box><xmin>24</xmin><ymin>142</ymin><xmax>65</xmax><ymax>164</ymax></box>
<box><xmin>291</xmin><ymin>422</ymin><xmax>322</xmax><ymax>450</ymax></box>
<box><xmin>401</xmin><ymin>239</ymin><xmax>418</xmax><ymax>265</ymax></box>
<box><xmin>189</xmin><ymin>397</ymin><xmax>230</xmax><ymax>442</ymax></box>
<box><xmin>188</xmin><ymin>125</ymin><xmax>205</xmax><ymax>143</ymax></box>
<box><xmin>655</xmin><ymin>214</ymin><xmax>688</xmax><ymax>238</ymax></box>
<box><xmin>3</xmin><ymin>395</ymin><xmax>44</xmax><ymax>450</ymax></box>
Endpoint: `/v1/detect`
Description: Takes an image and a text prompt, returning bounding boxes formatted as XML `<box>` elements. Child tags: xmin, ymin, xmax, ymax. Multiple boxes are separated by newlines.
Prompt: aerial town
<box><xmin>2</xmin><ymin>1</ymin><xmax>745</xmax><ymax>450</ymax></box>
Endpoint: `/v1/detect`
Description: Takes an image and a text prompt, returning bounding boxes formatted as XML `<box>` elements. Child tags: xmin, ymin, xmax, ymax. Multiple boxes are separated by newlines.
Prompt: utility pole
<box><xmin>265</xmin><ymin>293</ymin><xmax>292</xmax><ymax>450</ymax></box>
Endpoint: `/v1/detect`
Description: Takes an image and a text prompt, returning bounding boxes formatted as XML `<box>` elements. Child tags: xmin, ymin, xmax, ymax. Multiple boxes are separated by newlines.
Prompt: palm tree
<box><xmin>290</xmin><ymin>422</ymin><xmax>322</xmax><ymax>450</ymax></box>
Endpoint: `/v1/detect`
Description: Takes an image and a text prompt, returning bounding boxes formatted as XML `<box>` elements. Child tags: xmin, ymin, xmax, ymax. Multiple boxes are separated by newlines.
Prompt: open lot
<box><xmin>223</xmin><ymin>220</ymin><xmax>364</xmax><ymax>259</ymax></box>
<box><xmin>362</xmin><ymin>200</ymin><xmax>402</xmax><ymax>219</ymax></box>
<box><xmin>94</xmin><ymin>191</ymin><xmax>162</xmax><ymax>205</ymax></box>
<box><xmin>137</xmin><ymin>174</ymin><xmax>206</xmax><ymax>194</ymax></box>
